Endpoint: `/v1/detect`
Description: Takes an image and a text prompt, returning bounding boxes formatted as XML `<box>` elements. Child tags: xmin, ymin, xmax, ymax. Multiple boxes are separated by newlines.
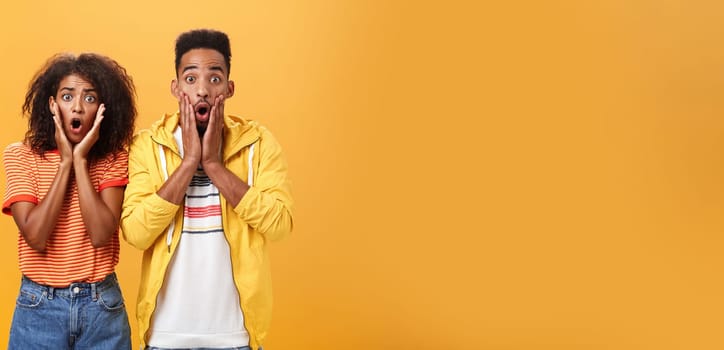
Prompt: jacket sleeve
<box><xmin>234</xmin><ymin>127</ymin><xmax>294</xmax><ymax>242</ymax></box>
<box><xmin>120</xmin><ymin>133</ymin><xmax>180</xmax><ymax>250</ymax></box>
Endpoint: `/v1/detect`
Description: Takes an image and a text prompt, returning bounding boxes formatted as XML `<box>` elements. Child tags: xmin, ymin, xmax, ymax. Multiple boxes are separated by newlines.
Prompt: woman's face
<box><xmin>49</xmin><ymin>74</ymin><xmax>100</xmax><ymax>144</ymax></box>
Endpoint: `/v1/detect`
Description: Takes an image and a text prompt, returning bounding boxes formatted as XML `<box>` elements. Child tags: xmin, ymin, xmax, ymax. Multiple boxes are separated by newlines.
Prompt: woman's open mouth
<box><xmin>70</xmin><ymin>118</ymin><xmax>82</xmax><ymax>131</ymax></box>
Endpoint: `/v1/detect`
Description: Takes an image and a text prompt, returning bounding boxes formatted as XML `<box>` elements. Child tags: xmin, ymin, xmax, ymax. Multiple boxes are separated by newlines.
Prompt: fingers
<box><xmin>181</xmin><ymin>92</ymin><xmax>196</xmax><ymax>131</ymax></box>
<box><xmin>50</xmin><ymin>102</ymin><xmax>61</xmax><ymax>128</ymax></box>
<box><xmin>178</xmin><ymin>92</ymin><xmax>201</xmax><ymax>164</ymax></box>
<box><xmin>178</xmin><ymin>91</ymin><xmax>185</xmax><ymax>120</ymax></box>
<box><xmin>217</xmin><ymin>94</ymin><xmax>225</xmax><ymax>118</ymax></box>
<box><xmin>52</xmin><ymin>112</ymin><xmax>62</xmax><ymax>130</ymax></box>
<box><xmin>52</xmin><ymin>114</ymin><xmax>67</xmax><ymax>144</ymax></box>
<box><xmin>179</xmin><ymin>91</ymin><xmax>188</xmax><ymax>126</ymax></box>
<box><xmin>94</xmin><ymin>103</ymin><xmax>106</xmax><ymax>124</ymax></box>
<box><xmin>202</xmin><ymin>95</ymin><xmax>225</xmax><ymax>165</ymax></box>
<box><xmin>50</xmin><ymin>100</ymin><xmax>72</xmax><ymax>161</ymax></box>
<box><xmin>187</xmin><ymin>94</ymin><xmax>196</xmax><ymax>129</ymax></box>
<box><xmin>89</xmin><ymin>103</ymin><xmax>106</xmax><ymax>133</ymax></box>
<box><xmin>51</xmin><ymin>103</ymin><xmax>66</xmax><ymax>140</ymax></box>
<box><xmin>208</xmin><ymin>95</ymin><xmax>218</xmax><ymax>130</ymax></box>
<box><xmin>208</xmin><ymin>94</ymin><xmax>225</xmax><ymax>131</ymax></box>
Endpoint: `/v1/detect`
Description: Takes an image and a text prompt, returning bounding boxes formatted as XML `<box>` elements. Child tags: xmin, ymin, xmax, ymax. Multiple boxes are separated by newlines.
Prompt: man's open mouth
<box><xmin>195</xmin><ymin>103</ymin><xmax>210</xmax><ymax>119</ymax></box>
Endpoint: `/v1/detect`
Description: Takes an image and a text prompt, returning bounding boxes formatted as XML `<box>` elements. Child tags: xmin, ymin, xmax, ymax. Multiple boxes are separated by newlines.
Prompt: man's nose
<box><xmin>196</xmin><ymin>83</ymin><xmax>209</xmax><ymax>98</ymax></box>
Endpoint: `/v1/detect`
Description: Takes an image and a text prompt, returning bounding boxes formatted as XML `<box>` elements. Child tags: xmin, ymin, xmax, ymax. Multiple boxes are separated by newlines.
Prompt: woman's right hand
<box><xmin>50</xmin><ymin>99</ymin><xmax>73</xmax><ymax>165</ymax></box>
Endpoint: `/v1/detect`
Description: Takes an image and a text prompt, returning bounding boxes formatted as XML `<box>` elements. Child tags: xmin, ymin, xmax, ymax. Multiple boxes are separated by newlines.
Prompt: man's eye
<box><xmin>185</xmin><ymin>76</ymin><xmax>196</xmax><ymax>83</ymax></box>
<box><xmin>85</xmin><ymin>95</ymin><xmax>96</xmax><ymax>103</ymax></box>
<box><xmin>62</xmin><ymin>94</ymin><xmax>72</xmax><ymax>102</ymax></box>
<box><xmin>211</xmin><ymin>77</ymin><xmax>221</xmax><ymax>83</ymax></box>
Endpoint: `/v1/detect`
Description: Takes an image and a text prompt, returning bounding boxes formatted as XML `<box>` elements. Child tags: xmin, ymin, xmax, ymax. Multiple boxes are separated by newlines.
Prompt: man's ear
<box><xmin>226</xmin><ymin>80</ymin><xmax>235</xmax><ymax>99</ymax></box>
<box><xmin>171</xmin><ymin>79</ymin><xmax>180</xmax><ymax>99</ymax></box>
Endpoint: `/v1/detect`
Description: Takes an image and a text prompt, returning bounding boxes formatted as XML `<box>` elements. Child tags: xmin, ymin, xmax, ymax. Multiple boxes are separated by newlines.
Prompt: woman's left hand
<box><xmin>73</xmin><ymin>103</ymin><xmax>105</xmax><ymax>161</ymax></box>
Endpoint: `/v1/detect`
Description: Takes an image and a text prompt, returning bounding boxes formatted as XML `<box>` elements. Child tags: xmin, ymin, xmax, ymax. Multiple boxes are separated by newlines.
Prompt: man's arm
<box><xmin>120</xmin><ymin>133</ymin><xmax>183</xmax><ymax>251</ymax></box>
<box><xmin>121</xmin><ymin>94</ymin><xmax>202</xmax><ymax>250</ymax></box>
<box><xmin>232</xmin><ymin>128</ymin><xmax>294</xmax><ymax>241</ymax></box>
<box><xmin>157</xmin><ymin>93</ymin><xmax>201</xmax><ymax>204</ymax></box>
<box><xmin>201</xmin><ymin>96</ymin><xmax>293</xmax><ymax>241</ymax></box>
<box><xmin>204</xmin><ymin>137</ymin><xmax>293</xmax><ymax>242</ymax></box>
<box><xmin>203</xmin><ymin>162</ymin><xmax>249</xmax><ymax>207</ymax></box>
<box><xmin>201</xmin><ymin>95</ymin><xmax>249</xmax><ymax>207</ymax></box>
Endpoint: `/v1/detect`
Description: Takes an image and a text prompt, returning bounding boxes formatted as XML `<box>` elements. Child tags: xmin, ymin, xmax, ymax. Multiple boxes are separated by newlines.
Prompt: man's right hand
<box><xmin>156</xmin><ymin>92</ymin><xmax>204</xmax><ymax>205</ymax></box>
<box><xmin>179</xmin><ymin>92</ymin><xmax>201</xmax><ymax>166</ymax></box>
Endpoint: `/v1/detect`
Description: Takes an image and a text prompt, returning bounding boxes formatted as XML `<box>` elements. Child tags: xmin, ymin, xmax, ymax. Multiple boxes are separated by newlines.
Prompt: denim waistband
<box><xmin>21</xmin><ymin>273</ymin><xmax>119</xmax><ymax>301</ymax></box>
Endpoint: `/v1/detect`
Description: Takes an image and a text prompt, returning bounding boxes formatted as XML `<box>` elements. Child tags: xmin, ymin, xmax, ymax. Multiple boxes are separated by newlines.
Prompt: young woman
<box><xmin>3</xmin><ymin>53</ymin><xmax>136</xmax><ymax>349</ymax></box>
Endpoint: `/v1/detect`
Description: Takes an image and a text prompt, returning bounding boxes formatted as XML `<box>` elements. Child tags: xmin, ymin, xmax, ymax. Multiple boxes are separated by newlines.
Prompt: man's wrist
<box><xmin>201</xmin><ymin>159</ymin><xmax>223</xmax><ymax>172</ymax></box>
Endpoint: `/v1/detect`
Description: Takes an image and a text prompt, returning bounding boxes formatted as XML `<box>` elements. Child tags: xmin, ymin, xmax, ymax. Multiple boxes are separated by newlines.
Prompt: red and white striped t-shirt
<box><xmin>2</xmin><ymin>142</ymin><xmax>128</xmax><ymax>287</ymax></box>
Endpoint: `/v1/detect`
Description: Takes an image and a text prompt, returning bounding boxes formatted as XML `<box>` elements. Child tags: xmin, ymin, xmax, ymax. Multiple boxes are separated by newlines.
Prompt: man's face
<box><xmin>172</xmin><ymin>48</ymin><xmax>234</xmax><ymax>131</ymax></box>
<box><xmin>49</xmin><ymin>74</ymin><xmax>100</xmax><ymax>144</ymax></box>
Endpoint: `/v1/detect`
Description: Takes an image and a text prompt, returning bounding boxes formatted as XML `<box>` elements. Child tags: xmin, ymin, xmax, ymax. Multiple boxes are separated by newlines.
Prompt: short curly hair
<box><xmin>175</xmin><ymin>29</ymin><xmax>232</xmax><ymax>76</ymax></box>
<box><xmin>22</xmin><ymin>53</ymin><xmax>137</xmax><ymax>162</ymax></box>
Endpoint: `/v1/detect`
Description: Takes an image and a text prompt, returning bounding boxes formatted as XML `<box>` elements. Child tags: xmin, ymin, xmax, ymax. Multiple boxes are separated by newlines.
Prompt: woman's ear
<box><xmin>48</xmin><ymin>96</ymin><xmax>56</xmax><ymax>115</ymax></box>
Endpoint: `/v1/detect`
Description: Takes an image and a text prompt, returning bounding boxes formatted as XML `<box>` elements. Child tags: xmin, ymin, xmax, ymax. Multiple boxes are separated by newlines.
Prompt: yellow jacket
<box><xmin>120</xmin><ymin>112</ymin><xmax>294</xmax><ymax>350</ymax></box>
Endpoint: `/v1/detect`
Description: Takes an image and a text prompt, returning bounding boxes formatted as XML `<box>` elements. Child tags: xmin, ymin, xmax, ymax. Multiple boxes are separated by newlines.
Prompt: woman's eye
<box><xmin>85</xmin><ymin>95</ymin><xmax>96</xmax><ymax>103</ymax></box>
<box><xmin>185</xmin><ymin>76</ymin><xmax>196</xmax><ymax>83</ymax></box>
<box><xmin>61</xmin><ymin>94</ymin><xmax>72</xmax><ymax>101</ymax></box>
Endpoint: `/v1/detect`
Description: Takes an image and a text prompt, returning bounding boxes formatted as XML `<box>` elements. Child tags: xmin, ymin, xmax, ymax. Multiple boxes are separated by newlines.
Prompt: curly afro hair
<box><xmin>22</xmin><ymin>53</ymin><xmax>137</xmax><ymax>162</ymax></box>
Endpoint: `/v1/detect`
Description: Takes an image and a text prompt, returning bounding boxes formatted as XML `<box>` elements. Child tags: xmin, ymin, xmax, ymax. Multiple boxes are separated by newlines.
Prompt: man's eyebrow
<box><xmin>181</xmin><ymin>65</ymin><xmax>199</xmax><ymax>74</ymax></box>
<box><xmin>182</xmin><ymin>65</ymin><xmax>225</xmax><ymax>74</ymax></box>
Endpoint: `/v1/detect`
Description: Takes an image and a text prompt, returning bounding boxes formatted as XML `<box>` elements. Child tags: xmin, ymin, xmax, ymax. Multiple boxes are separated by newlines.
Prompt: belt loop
<box><xmin>47</xmin><ymin>286</ymin><xmax>54</xmax><ymax>300</ymax></box>
<box><xmin>91</xmin><ymin>282</ymin><xmax>98</xmax><ymax>301</ymax></box>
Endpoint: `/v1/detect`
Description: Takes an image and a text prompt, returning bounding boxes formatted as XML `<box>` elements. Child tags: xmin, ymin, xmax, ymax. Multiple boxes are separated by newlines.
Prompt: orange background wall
<box><xmin>0</xmin><ymin>1</ymin><xmax>723</xmax><ymax>349</ymax></box>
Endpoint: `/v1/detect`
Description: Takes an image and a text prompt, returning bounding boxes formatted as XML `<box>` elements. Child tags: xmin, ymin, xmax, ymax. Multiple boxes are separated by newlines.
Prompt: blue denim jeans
<box><xmin>8</xmin><ymin>273</ymin><xmax>131</xmax><ymax>350</ymax></box>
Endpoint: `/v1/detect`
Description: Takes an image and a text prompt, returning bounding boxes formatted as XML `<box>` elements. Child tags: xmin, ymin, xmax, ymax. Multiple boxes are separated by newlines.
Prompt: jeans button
<box><xmin>73</xmin><ymin>287</ymin><xmax>80</xmax><ymax>294</ymax></box>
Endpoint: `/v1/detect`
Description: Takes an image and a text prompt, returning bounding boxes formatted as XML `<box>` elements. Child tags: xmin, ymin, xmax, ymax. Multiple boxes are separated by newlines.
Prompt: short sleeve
<box><xmin>3</xmin><ymin>143</ymin><xmax>38</xmax><ymax>215</ymax></box>
<box><xmin>98</xmin><ymin>150</ymin><xmax>129</xmax><ymax>192</ymax></box>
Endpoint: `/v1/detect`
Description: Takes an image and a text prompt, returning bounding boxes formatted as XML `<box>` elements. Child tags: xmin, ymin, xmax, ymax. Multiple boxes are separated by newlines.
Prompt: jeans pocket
<box><xmin>16</xmin><ymin>289</ymin><xmax>44</xmax><ymax>308</ymax></box>
<box><xmin>97</xmin><ymin>285</ymin><xmax>125</xmax><ymax>312</ymax></box>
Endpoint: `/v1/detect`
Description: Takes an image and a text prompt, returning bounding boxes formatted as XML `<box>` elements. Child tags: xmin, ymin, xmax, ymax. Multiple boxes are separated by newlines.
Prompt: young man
<box><xmin>121</xmin><ymin>29</ymin><xmax>294</xmax><ymax>350</ymax></box>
